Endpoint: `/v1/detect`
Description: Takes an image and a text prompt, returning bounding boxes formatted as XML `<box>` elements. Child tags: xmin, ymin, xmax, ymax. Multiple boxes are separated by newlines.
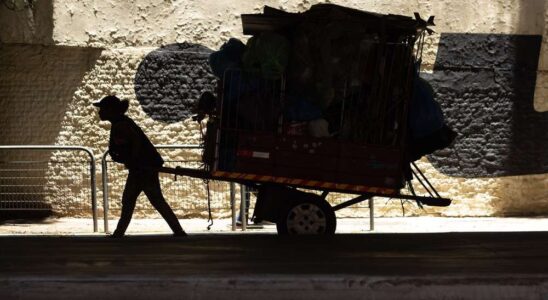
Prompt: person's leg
<box><xmin>112</xmin><ymin>171</ymin><xmax>141</xmax><ymax>237</ymax></box>
<box><xmin>142</xmin><ymin>171</ymin><xmax>185</xmax><ymax>234</ymax></box>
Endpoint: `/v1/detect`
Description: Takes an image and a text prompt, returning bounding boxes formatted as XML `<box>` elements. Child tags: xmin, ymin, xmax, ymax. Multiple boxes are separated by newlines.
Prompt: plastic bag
<box><xmin>242</xmin><ymin>32</ymin><xmax>290</xmax><ymax>79</ymax></box>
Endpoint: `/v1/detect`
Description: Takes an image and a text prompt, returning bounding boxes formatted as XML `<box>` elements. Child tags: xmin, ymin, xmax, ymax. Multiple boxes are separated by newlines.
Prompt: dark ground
<box><xmin>2</xmin><ymin>232</ymin><xmax>548</xmax><ymax>299</ymax></box>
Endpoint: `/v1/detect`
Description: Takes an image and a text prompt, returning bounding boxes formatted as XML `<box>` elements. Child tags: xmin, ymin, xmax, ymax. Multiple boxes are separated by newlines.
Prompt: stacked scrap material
<box><xmin>206</xmin><ymin>4</ymin><xmax>450</xmax><ymax>160</ymax></box>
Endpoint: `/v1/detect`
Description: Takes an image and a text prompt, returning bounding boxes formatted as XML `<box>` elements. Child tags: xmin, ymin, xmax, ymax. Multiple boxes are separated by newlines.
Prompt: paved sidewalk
<box><xmin>1</xmin><ymin>216</ymin><xmax>548</xmax><ymax>235</ymax></box>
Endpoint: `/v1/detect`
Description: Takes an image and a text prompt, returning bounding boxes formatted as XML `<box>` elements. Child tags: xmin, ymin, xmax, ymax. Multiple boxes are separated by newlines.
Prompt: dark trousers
<box><xmin>113</xmin><ymin>170</ymin><xmax>184</xmax><ymax>235</ymax></box>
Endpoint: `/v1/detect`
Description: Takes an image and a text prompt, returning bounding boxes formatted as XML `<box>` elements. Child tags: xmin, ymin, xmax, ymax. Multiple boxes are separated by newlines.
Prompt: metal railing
<box><xmin>0</xmin><ymin>145</ymin><xmax>98</xmax><ymax>232</ymax></box>
<box><xmin>101</xmin><ymin>144</ymin><xmax>241</xmax><ymax>233</ymax></box>
<box><xmin>0</xmin><ymin>145</ymin><xmax>374</xmax><ymax>234</ymax></box>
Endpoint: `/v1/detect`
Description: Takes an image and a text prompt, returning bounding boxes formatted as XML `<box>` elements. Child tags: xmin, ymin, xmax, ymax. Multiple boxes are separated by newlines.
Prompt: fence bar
<box><xmin>240</xmin><ymin>184</ymin><xmax>247</xmax><ymax>231</ymax></box>
<box><xmin>101</xmin><ymin>144</ymin><xmax>203</xmax><ymax>233</ymax></box>
<box><xmin>369</xmin><ymin>197</ymin><xmax>375</xmax><ymax>231</ymax></box>
<box><xmin>101</xmin><ymin>151</ymin><xmax>110</xmax><ymax>233</ymax></box>
<box><xmin>230</xmin><ymin>182</ymin><xmax>236</xmax><ymax>231</ymax></box>
<box><xmin>0</xmin><ymin>145</ymin><xmax>98</xmax><ymax>232</ymax></box>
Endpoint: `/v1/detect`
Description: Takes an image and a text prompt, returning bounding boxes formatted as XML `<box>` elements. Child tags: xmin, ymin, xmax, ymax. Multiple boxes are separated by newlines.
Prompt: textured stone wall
<box><xmin>0</xmin><ymin>45</ymin><xmax>101</xmax><ymax>145</ymax></box>
<box><xmin>0</xmin><ymin>0</ymin><xmax>547</xmax><ymax>218</ymax></box>
<box><xmin>428</xmin><ymin>34</ymin><xmax>546</xmax><ymax>177</ymax></box>
<box><xmin>0</xmin><ymin>0</ymin><xmax>53</xmax><ymax>45</ymax></box>
<box><xmin>44</xmin><ymin>46</ymin><xmax>221</xmax><ymax>217</ymax></box>
<box><xmin>0</xmin><ymin>45</ymin><xmax>102</xmax><ymax>216</ymax></box>
<box><xmin>134</xmin><ymin>43</ymin><xmax>217</xmax><ymax>123</ymax></box>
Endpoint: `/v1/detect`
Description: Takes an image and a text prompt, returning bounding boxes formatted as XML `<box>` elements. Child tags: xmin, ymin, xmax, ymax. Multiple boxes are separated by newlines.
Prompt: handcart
<box><xmin>161</xmin><ymin>4</ymin><xmax>450</xmax><ymax>234</ymax></box>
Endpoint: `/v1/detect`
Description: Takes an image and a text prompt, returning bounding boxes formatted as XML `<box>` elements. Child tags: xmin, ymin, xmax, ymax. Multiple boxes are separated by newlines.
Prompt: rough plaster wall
<box><xmin>1</xmin><ymin>0</ymin><xmax>547</xmax><ymax>217</ymax></box>
<box><xmin>0</xmin><ymin>44</ymin><xmax>101</xmax><ymax>215</ymax></box>
<box><xmin>50</xmin><ymin>1</ymin><xmax>545</xmax><ymax>61</ymax></box>
<box><xmin>426</xmin><ymin>34</ymin><xmax>546</xmax><ymax>178</ymax></box>
<box><xmin>51</xmin><ymin>0</ymin><xmax>260</xmax><ymax>49</ymax></box>
<box><xmin>0</xmin><ymin>0</ymin><xmax>53</xmax><ymax>44</ymax></box>
<box><xmin>48</xmin><ymin>0</ymin><xmax>547</xmax><ymax>123</ymax></box>
<box><xmin>535</xmin><ymin>1</ymin><xmax>548</xmax><ymax>112</ymax></box>
<box><xmin>0</xmin><ymin>45</ymin><xmax>101</xmax><ymax>145</ymax></box>
<box><xmin>134</xmin><ymin>43</ymin><xmax>217</xmax><ymax>123</ymax></box>
<box><xmin>47</xmin><ymin>48</ymin><xmax>214</xmax><ymax>217</ymax></box>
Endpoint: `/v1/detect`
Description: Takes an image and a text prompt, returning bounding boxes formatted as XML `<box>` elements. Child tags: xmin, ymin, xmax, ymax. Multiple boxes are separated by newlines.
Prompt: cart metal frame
<box><xmin>159</xmin><ymin>10</ymin><xmax>448</xmax><ymax>233</ymax></box>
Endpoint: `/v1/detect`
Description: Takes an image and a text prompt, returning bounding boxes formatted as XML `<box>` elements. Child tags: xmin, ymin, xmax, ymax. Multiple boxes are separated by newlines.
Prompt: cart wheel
<box><xmin>277</xmin><ymin>198</ymin><xmax>336</xmax><ymax>235</ymax></box>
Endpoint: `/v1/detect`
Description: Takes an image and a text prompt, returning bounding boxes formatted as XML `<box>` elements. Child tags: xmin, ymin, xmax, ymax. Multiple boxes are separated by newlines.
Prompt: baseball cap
<box><xmin>93</xmin><ymin>95</ymin><xmax>129</xmax><ymax>114</ymax></box>
<box><xmin>93</xmin><ymin>95</ymin><xmax>121</xmax><ymax>107</ymax></box>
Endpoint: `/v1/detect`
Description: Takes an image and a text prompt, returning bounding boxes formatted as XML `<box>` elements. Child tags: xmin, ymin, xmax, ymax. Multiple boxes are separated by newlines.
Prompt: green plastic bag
<box><xmin>242</xmin><ymin>32</ymin><xmax>290</xmax><ymax>79</ymax></box>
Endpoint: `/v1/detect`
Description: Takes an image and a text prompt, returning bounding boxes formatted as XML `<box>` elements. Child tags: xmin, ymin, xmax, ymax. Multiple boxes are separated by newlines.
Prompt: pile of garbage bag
<box><xmin>205</xmin><ymin>4</ymin><xmax>454</xmax><ymax>161</ymax></box>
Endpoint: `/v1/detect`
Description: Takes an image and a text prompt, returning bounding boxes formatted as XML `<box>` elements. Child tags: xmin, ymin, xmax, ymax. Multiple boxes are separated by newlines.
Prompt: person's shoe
<box><xmin>254</xmin><ymin>220</ymin><xmax>274</xmax><ymax>225</ymax></box>
<box><xmin>173</xmin><ymin>231</ymin><xmax>188</xmax><ymax>237</ymax></box>
<box><xmin>108</xmin><ymin>232</ymin><xmax>124</xmax><ymax>238</ymax></box>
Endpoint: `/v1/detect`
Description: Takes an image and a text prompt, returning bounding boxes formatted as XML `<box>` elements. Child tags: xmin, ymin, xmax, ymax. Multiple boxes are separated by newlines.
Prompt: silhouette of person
<box><xmin>94</xmin><ymin>95</ymin><xmax>187</xmax><ymax>238</ymax></box>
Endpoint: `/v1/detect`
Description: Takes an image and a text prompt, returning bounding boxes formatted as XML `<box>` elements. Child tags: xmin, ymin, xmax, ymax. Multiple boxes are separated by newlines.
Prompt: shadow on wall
<box><xmin>133</xmin><ymin>38</ymin><xmax>546</xmax><ymax>179</ymax></box>
<box><xmin>0</xmin><ymin>0</ymin><xmax>54</xmax><ymax>45</ymax></box>
<box><xmin>134</xmin><ymin>43</ymin><xmax>218</xmax><ymax>123</ymax></box>
<box><xmin>427</xmin><ymin>33</ymin><xmax>547</xmax><ymax>178</ymax></box>
<box><xmin>0</xmin><ymin>45</ymin><xmax>102</xmax><ymax>146</ymax></box>
<box><xmin>0</xmin><ymin>45</ymin><xmax>102</xmax><ymax>218</ymax></box>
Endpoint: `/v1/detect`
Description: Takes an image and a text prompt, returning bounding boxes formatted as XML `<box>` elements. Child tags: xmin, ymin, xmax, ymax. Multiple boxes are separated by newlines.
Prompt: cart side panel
<box><xmin>230</xmin><ymin>132</ymin><xmax>405</xmax><ymax>189</ymax></box>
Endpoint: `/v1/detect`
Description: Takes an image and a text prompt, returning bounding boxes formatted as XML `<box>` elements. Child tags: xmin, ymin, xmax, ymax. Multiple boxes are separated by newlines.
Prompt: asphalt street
<box><xmin>2</xmin><ymin>232</ymin><xmax>548</xmax><ymax>299</ymax></box>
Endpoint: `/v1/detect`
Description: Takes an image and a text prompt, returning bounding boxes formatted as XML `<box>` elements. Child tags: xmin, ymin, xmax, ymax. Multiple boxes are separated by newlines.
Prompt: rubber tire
<box><xmin>276</xmin><ymin>197</ymin><xmax>336</xmax><ymax>235</ymax></box>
